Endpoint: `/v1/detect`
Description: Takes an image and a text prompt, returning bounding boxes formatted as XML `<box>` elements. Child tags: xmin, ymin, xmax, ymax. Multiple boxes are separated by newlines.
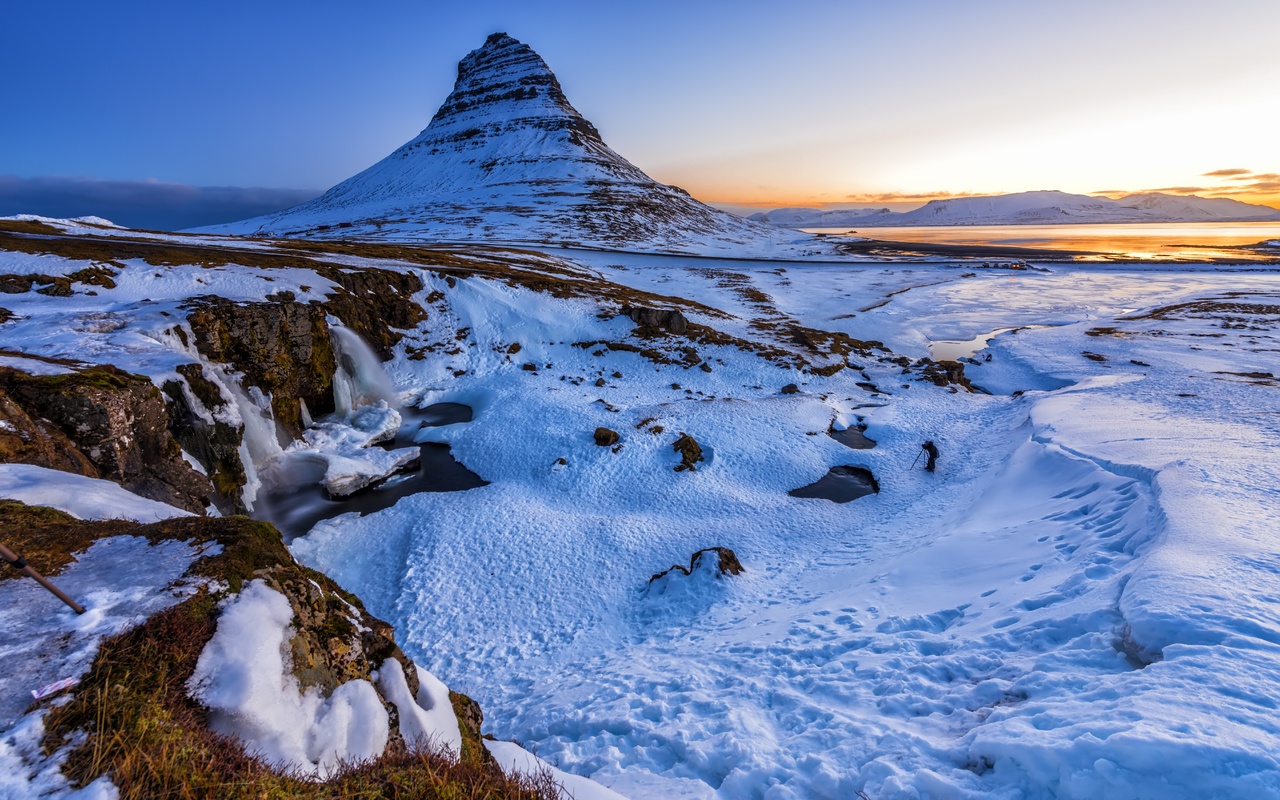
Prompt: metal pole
<box><xmin>0</xmin><ymin>543</ymin><xmax>86</xmax><ymax>614</ymax></box>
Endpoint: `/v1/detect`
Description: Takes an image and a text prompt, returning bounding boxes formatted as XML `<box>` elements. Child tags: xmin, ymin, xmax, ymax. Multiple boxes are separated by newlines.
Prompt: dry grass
<box><xmin>9</xmin><ymin>509</ymin><xmax>557</xmax><ymax>800</ymax></box>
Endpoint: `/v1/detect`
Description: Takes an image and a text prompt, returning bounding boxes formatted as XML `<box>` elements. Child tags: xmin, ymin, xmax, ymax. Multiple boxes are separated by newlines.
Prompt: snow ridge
<box><xmin>753</xmin><ymin>190</ymin><xmax>1280</xmax><ymax>228</ymax></box>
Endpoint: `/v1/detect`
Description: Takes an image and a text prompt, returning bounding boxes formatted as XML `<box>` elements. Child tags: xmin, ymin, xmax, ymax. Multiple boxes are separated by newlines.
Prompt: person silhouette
<box><xmin>921</xmin><ymin>441</ymin><xmax>939</xmax><ymax>472</ymax></box>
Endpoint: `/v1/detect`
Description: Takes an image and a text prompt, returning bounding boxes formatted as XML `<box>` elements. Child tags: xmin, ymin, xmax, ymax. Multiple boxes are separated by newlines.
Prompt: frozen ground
<box><xmin>291</xmin><ymin>256</ymin><xmax>1280</xmax><ymax>798</ymax></box>
<box><xmin>2</xmin><ymin>218</ymin><xmax>1278</xmax><ymax>797</ymax></box>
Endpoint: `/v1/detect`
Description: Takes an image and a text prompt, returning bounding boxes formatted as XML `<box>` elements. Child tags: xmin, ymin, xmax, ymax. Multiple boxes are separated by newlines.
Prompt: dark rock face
<box><xmin>186</xmin><ymin>298</ymin><xmax>337</xmax><ymax>437</ymax></box>
<box><xmin>0</xmin><ymin>366</ymin><xmax>212</xmax><ymax>513</ymax></box>
<box><xmin>672</xmin><ymin>432</ymin><xmax>704</xmax><ymax>472</ymax></box>
<box><xmin>0</xmin><ymin>388</ymin><xmax>98</xmax><ymax>476</ymax></box>
<box><xmin>623</xmin><ymin>305</ymin><xmax>688</xmax><ymax>335</ymax></box>
<box><xmin>320</xmin><ymin>268</ymin><xmax>427</xmax><ymax>360</ymax></box>
<box><xmin>593</xmin><ymin>427</ymin><xmax>620</xmax><ymax>446</ymax></box>
<box><xmin>649</xmin><ymin>546</ymin><xmax>745</xmax><ymax>584</ymax></box>
<box><xmin>162</xmin><ymin>364</ymin><xmax>248</xmax><ymax>514</ymax></box>
<box><xmin>916</xmin><ymin>358</ymin><xmax>975</xmax><ymax>391</ymax></box>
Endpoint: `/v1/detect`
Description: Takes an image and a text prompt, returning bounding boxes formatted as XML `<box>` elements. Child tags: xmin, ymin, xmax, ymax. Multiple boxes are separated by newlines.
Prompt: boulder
<box><xmin>623</xmin><ymin>305</ymin><xmax>688</xmax><ymax>335</ymax></box>
<box><xmin>593</xmin><ymin>427</ymin><xmax>620</xmax><ymax>446</ymax></box>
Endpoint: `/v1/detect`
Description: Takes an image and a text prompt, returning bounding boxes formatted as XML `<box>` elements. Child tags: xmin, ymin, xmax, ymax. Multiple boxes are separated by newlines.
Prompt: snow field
<box><xmin>0</xmin><ymin>464</ymin><xmax>194</xmax><ymax>523</ymax></box>
<box><xmin>291</xmin><ymin>258</ymin><xmax>1280</xmax><ymax>798</ymax></box>
<box><xmin>4</xmin><ymin>220</ymin><xmax>1280</xmax><ymax>797</ymax></box>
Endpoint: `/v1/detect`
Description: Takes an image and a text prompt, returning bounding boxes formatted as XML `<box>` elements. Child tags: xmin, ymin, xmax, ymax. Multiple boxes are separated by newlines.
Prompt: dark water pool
<box><xmin>789</xmin><ymin>466</ymin><xmax>879</xmax><ymax>503</ymax></box>
<box><xmin>258</xmin><ymin>403</ymin><xmax>486</xmax><ymax>540</ymax></box>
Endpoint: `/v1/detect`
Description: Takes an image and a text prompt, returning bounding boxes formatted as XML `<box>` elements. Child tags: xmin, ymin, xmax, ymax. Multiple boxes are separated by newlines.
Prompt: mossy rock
<box><xmin>12</xmin><ymin>506</ymin><xmax>541</xmax><ymax>799</ymax></box>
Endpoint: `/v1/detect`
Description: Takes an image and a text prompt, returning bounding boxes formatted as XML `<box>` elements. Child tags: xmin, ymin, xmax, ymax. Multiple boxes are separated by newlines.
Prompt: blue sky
<box><xmin>3</xmin><ymin>0</ymin><xmax>1278</xmax><ymax>227</ymax></box>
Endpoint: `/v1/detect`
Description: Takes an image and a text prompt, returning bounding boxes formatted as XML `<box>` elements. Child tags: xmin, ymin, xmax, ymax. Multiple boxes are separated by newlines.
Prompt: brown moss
<box><xmin>0</xmin><ymin>501</ymin><xmax>130</xmax><ymax>579</ymax></box>
<box><xmin>0</xmin><ymin>219</ymin><xmax>64</xmax><ymax>235</ymax></box>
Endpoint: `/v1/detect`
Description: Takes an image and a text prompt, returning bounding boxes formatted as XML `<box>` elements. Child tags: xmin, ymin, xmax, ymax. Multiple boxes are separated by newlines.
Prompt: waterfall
<box><xmin>227</xmin><ymin>382</ymin><xmax>284</xmax><ymax>512</ymax></box>
<box><xmin>331</xmin><ymin>326</ymin><xmax>397</xmax><ymax>413</ymax></box>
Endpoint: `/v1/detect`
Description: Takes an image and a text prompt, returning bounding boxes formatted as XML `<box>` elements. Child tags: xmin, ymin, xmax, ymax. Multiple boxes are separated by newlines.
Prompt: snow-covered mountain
<box><xmin>748</xmin><ymin>206</ymin><xmax>893</xmax><ymax>227</ymax></box>
<box><xmin>203</xmin><ymin>33</ymin><xmax>788</xmax><ymax>256</ymax></box>
<box><xmin>752</xmin><ymin>190</ymin><xmax>1280</xmax><ymax>228</ymax></box>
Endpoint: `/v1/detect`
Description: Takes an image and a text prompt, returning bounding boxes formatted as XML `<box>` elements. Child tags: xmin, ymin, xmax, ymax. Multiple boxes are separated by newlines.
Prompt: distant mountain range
<box><xmin>201</xmin><ymin>33</ymin><xmax>786</xmax><ymax>256</ymax></box>
<box><xmin>748</xmin><ymin>190</ymin><xmax>1280</xmax><ymax>228</ymax></box>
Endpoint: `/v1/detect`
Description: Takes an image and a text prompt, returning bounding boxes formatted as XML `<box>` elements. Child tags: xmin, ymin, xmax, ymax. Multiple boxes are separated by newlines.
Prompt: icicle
<box><xmin>300</xmin><ymin>398</ymin><xmax>314</xmax><ymax>429</ymax></box>
<box><xmin>330</xmin><ymin>326</ymin><xmax>397</xmax><ymax>413</ymax></box>
<box><xmin>226</xmin><ymin>380</ymin><xmax>284</xmax><ymax>511</ymax></box>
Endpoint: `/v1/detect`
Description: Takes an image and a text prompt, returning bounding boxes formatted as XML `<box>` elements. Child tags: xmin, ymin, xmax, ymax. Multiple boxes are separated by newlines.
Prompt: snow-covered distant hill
<box><xmin>201</xmin><ymin>33</ymin><xmax>792</xmax><ymax>256</ymax></box>
<box><xmin>748</xmin><ymin>207</ymin><xmax>894</xmax><ymax>227</ymax></box>
<box><xmin>752</xmin><ymin>190</ymin><xmax>1280</xmax><ymax>228</ymax></box>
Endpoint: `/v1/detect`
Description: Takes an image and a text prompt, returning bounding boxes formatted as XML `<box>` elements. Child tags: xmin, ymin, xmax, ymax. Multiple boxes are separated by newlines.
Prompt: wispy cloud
<box><xmin>840</xmin><ymin>190</ymin><xmax>990</xmax><ymax>205</ymax></box>
<box><xmin>1202</xmin><ymin>168</ymin><xmax>1253</xmax><ymax>177</ymax></box>
<box><xmin>0</xmin><ymin>176</ymin><xmax>320</xmax><ymax>231</ymax></box>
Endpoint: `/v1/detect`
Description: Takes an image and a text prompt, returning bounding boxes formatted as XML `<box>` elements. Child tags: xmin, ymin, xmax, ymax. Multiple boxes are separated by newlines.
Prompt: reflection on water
<box><xmin>789</xmin><ymin>466</ymin><xmax>879</xmax><ymax>503</ymax></box>
<box><xmin>804</xmin><ymin>222</ymin><xmax>1280</xmax><ymax>261</ymax></box>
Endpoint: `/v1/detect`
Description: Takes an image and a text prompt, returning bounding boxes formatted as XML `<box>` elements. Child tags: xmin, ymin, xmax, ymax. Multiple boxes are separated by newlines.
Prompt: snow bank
<box><xmin>486</xmin><ymin>740</ymin><xmax>630</xmax><ymax>800</ymax></box>
<box><xmin>0</xmin><ymin>355</ymin><xmax>75</xmax><ymax>376</ymax></box>
<box><xmin>0</xmin><ymin>464</ymin><xmax>193</xmax><ymax>523</ymax></box>
<box><xmin>186</xmin><ymin>580</ymin><xmax>389</xmax><ymax>777</ymax></box>
<box><xmin>374</xmin><ymin>658</ymin><xmax>462</xmax><ymax>758</ymax></box>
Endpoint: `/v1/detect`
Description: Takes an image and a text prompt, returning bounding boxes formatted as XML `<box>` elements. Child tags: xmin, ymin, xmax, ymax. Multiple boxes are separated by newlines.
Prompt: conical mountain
<box><xmin>210</xmin><ymin>33</ymin><xmax>787</xmax><ymax>255</ymax></box>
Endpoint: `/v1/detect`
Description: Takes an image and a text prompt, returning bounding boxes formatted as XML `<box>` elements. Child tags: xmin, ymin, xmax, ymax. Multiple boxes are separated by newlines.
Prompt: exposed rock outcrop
<box><xmin>185</xmin><ymin>297</ymin><xmax>338</xmax><ymax>437</ymax></box>
<box><xmin>0</xmin><ymin>365</ymin><xmax>212</xmax><ymax>513</ymax></box>
<box><xmin>161</xmin><ymin>363</ymin><xmax>248</xmax><ymax>513</ymax></box>
<box><xmin>320</xmin><ymin>269</ymin><xmax>427</xmax><ymax>359</ymax></box>
<box><xmin>649</xmin><ymin>546</ymin><xmax>745</xmax><ymax>584</ymax></box>
<box><xmin>2</xmin><ymin>502</ymin><xmax>523</xmax><ymax>796</ymax></box>
<box><xmin>916</xmin><ymin>358</ymin><xmax>976</xmax><ymax>392</ymax></box>
<box><xmin>623</xmin><ymin>305</ymin><xmax>688</xmax><ymax>335</ymax></box>
<box><xmin>593</xmin><ymin>427</ymin><xmax>620</xmax><ymax>446</ymax></box>
<box><xmin>672</xmin><ymin>432</ymin><xmax>704</xmax><ymax>472</ymax></box>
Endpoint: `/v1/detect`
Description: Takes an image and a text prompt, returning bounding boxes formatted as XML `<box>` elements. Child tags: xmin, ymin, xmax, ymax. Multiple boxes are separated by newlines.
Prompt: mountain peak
<box><xmin>427</xmin><ymin>31</ymin><xmax>603</xmax><ymax>146</ymax></box>
<box><xmin>205</xmin><ymin>33</ymin><xmax>782</xmax><ymax>255</ymax></box>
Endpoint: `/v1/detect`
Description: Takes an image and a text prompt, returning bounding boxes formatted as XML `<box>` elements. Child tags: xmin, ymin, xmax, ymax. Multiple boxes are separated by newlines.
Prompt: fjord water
<box><xmin>805</xmin><ymin>221</ymin><xmax>1280</xmax><ymax>260</ymax></box>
